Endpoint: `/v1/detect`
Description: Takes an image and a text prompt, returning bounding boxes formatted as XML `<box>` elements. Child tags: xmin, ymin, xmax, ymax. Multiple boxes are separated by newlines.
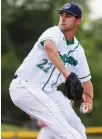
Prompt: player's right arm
<box><xmin>44</xmin><ymin>40</ymin><xmax>69</xmax><ymax>79</ymax></box>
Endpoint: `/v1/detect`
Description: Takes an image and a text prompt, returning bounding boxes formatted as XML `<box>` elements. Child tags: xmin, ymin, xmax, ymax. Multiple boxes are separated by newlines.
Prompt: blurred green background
<box><xmin>1</xmin><ymin>0</ymin><xmax>102</xmax><ymax>138</ymax></box>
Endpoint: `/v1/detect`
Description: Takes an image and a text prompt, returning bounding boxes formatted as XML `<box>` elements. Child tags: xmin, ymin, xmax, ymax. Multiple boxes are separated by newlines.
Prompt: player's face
<box><xmin>59</xmin><ymin>12</ymin><xmax>81</xmax><ymax>31</ymax></box>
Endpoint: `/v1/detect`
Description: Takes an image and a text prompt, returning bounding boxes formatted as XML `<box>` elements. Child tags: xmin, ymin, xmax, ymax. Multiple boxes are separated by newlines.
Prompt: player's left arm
<box><xmin>81</xmin><ymin>80</ymin><xmax>93</xmax><ymax>112</ymax></box>
<box><xmin>75</xmin><ymin>46</ymin><xmax>94</xmax><ymax>113</ymax></box>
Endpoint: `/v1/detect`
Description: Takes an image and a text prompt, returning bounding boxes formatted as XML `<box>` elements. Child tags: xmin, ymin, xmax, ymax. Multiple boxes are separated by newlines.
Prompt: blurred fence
<box><xmin>1</xmin><ymin>127</ymin><xmax>102</xmax><ymax>138</ymax></box>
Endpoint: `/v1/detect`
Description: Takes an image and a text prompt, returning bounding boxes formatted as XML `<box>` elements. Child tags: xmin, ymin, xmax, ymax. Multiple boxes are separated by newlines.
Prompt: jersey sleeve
<box><xmin>75</xmin><ymin>46</ymin><xmax>91</xmax><ymax>82</ymax></box>
<box><xmin>38</xmin><ymin>26</ymin><xmax>60</xmax><ymax>48</ymax></box>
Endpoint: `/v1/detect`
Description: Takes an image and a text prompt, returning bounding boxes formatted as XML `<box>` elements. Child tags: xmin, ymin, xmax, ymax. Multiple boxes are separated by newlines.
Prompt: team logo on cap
<box><xmin>63</xmin><ymin>3</ymin><xmax>71</xmax><ymax>9</ymax></box>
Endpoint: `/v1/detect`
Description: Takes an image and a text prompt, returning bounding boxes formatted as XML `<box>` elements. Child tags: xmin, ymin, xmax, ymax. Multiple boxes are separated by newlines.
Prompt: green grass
<box><xmin>87</xmin><ymin>135</ymin><xmax>102</xmax><ymax>139</ymax></box>
<box><xmin>1</xmin><ymin>123</ymin><xmax>33</xmax><ymax>131</ymax></box>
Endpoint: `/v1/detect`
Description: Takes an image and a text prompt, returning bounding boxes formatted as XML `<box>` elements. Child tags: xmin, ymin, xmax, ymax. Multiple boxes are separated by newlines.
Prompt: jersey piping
<box><xmin>78</xmin><ymin>74</ymin><xmax>91</xmax><ymax>79</ymax></box>
<box><xmin>51</xmin><ymin>73</ymin><xmax>61</xmax><ymax>88</ymax></box>
<box><xmin>42</xmin><ymin>67</ymin><xmax>55</xmax><ymax>91</ymax></box>
<box><xmin>68</xmin><ymin>42</ymin><xmax>79</xmax><ymax>55</ymax></box>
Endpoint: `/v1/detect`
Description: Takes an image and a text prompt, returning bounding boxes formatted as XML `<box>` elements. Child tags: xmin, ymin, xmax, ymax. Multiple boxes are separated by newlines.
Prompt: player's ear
<box><xmin>76</xmin><ymin>18</ymin><xmax>81</xmax><ymax>26</ymax></box>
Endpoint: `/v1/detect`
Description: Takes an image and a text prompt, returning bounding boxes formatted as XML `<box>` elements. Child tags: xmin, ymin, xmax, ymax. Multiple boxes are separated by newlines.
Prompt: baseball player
<box><xmin>9</xmin><ymin>2</ymin><xmax>93</xmax><ymax>139</ymax></box>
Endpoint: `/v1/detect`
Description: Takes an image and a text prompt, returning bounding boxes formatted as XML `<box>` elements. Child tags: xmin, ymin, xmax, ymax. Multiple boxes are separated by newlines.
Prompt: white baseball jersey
<box><xmin>15</xmin><ymin>26</ymin><xmax>91</xmax><ymax>92</ymax></box>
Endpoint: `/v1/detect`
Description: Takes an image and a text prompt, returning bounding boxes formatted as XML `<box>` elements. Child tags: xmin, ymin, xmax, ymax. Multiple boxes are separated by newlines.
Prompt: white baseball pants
<box><xmin>40</xmin><ymin>91</ymin><xmax>87</xmax><ymax>139</ymax></box>
<box><xmin>37</xmin><ymin>127</ymin><xmax>60</xmax><ymax>139</ymax></box>
<box><xmin>9</xmin><ymin>77</ymin><xmax>84</xmax><ymax>139</ymax></box>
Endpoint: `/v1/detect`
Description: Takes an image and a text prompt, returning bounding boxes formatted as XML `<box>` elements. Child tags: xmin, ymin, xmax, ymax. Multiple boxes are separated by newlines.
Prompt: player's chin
<box><xmin>59</xmin><ymin>24</ymin><xmax>66</xmax><ymax>31</ymax></box>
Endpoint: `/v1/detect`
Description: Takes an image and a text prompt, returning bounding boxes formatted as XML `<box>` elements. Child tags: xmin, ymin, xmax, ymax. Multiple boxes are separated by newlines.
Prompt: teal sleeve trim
<box><xmin>40</xmin><ymin>37</ymin><xmax>57</xmax><ymax>47</ymax></box>
<box><xmin>40</xmin><ymin>41</ymin><xmax>44</xmax><ymax>47</ymax></box>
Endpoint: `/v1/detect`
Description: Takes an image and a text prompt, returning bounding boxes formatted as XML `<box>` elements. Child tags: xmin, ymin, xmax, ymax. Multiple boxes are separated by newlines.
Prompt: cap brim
<box><xmin>56</xmin><ymin>9</ymin><xmax>79</xmax><ymax>18</ymax></box>
<box><xmin>56</xmin><ymin>9</ymin><xmax>66</xmax><ymax>14</ymax></box>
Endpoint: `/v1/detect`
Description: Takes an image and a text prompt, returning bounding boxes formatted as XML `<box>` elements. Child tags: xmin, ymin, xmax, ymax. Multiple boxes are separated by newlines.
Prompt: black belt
<box><xmin>13</xmin><ymin>75</ymin><xmax>18</xmax><ymax>79</ymax></box>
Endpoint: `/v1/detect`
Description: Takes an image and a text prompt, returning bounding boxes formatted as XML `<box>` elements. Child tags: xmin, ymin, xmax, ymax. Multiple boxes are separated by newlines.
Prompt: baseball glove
<box><xmin>65</xmin><ymin>72</ymin><xmax>84</xmax><ymax>108</ymax></box>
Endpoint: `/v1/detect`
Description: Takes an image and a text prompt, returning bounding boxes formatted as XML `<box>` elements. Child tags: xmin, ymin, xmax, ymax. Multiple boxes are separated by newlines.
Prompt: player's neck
<box><xmin>63</xmin><ymin>29</ymin><xmax>76</xmax><ymax>41</ymax></box>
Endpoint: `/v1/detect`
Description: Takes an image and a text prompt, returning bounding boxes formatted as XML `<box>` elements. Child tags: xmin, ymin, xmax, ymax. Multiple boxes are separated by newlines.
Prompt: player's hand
<box><xmin>80</xmin><ymin>102</ymin><xmax>93</xmax><ymax>114</ymax></box>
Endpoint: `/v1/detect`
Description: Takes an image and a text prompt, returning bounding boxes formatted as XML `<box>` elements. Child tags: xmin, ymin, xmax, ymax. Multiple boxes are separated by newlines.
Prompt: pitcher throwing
<box><xmin>9</xmin><ymin>2</ymin><xmax>93</xmax><ymax>139</ymax></box>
